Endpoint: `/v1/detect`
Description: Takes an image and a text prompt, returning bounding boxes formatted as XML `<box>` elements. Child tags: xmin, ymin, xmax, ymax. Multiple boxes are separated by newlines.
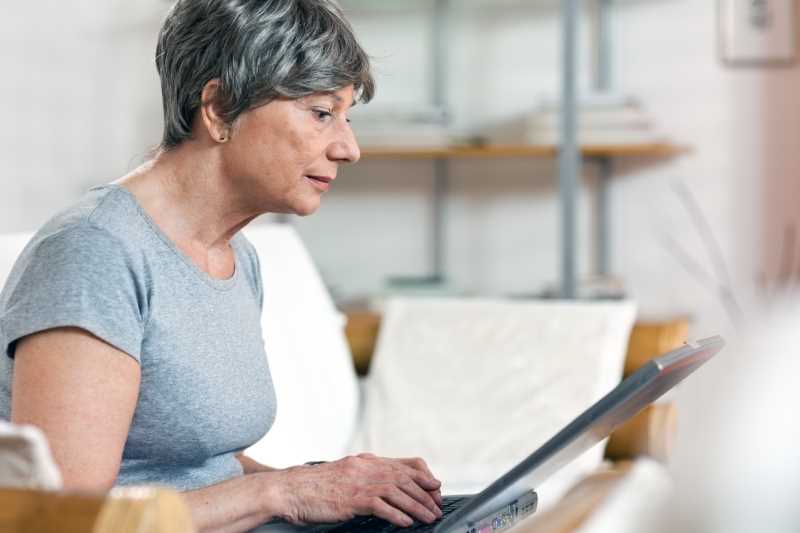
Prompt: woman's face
<box><xmin>222</xmin><ymin>85</ymin><xmax>360</xmax><ymax>216</ymax></box>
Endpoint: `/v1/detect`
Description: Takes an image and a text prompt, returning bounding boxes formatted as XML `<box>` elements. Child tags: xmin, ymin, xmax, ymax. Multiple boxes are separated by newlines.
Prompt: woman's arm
<box><xmin>12</xmin><ymin>328</ymin><xmax>443</xmax><ymax>533</ymax></box>
<box><xmin>10</xmin><ymin>328</ymin><xmax>279</xmax><ymax>532</ymax></box>
<box><xmin>186</xmin><ymin>455</ymin><xmax>445</xmax><ymax>533</ymax></box>
<box><xmin>11</xmin><ymin>327</ymin><xmax>140</xmax><ymax>489</ymax></box>
<box><xmin>182</xmin><ymin>472</ymin><xmax>281</xmax><ymax>533</ymax></box>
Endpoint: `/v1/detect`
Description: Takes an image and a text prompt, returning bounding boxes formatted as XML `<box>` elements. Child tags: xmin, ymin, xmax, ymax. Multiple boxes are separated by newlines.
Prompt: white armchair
<box><xmin>241</xmin><ymin>223</ymin><xmax>638</xmax><ymax>509</ymax></box>
<box><xmin>0</xmin><ymin>233</ymin><xmax>33</xmax><ymax>289</ymax></box>
<box><xmin>0</xmin><ymin>224</ymin><xmax>648</xmax><ymax>530</ymax></box>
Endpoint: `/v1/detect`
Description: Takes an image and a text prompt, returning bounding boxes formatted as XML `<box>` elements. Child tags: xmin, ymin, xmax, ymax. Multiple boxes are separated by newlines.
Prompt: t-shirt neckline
<box><xmin>99</xmin><ymin>184</ymin><xmax>240</xmax><ymax>292</ymax></box>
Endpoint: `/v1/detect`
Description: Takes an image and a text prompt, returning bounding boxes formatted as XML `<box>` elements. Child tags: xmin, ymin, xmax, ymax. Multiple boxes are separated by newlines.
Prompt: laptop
<box><xmin>254</xmin><ymin>336</ymin><xmax>724</xmax><ymax>533</ymax></box>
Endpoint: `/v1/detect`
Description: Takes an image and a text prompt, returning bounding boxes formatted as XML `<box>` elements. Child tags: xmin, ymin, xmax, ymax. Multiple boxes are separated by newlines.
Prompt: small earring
<box><xmin>219</xmin><ymin>135</ymin><xmax>227</xmax><ymax>142</ymax></box>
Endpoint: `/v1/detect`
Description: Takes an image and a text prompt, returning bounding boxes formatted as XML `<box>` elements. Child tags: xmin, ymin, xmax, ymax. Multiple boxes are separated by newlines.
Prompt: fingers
<box><xmin>398</xmin><ymin>476</ymin><xmax>443</xmax><ymax>518</ymax></box>
<box><xmin>429</xmin><ymin>487</ymin><xmax>443</xmax><ymax>507</ymax></box>
<box><xmin>358</xmin><ymin>454</ymin><xmax>441</xmax><ymax>495</ymax></box>
<box><xmin>374</xmin><ymin>456</ymin><xmax>442</xmax><ymax>508</ymax></box>
<box><xmin>397</xmin><ymin>457</ymin><xmax>441</xmax><ymax>490</ymax></box>
<box><xmin>392</xmin><ymin>458</ymin><xmax>443</xmax><ymax>506</ymax></box>
<box><xmin>398</xmin><ymin>457</ymin><xmax>434</xmax><ymax>476</ymax></box>
<box><xmin>381</xmin><ymin>485</ymin><xmax>440</xmax><ymax>525</ymax></box>
<box><xmin>356</xmin><ymin>496</ymin><xmax>414</xmax><ymax>528</ymax></box>
<box><xmin>344</xmin><ymin>455</ymin><xmax>445</xmax><ymax>525</ymax></box>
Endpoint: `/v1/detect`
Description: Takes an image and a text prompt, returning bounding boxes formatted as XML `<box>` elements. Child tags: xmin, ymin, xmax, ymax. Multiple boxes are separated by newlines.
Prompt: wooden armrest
<box><xmin>344</xmin><ymin>310</ymin><xmax>382</xmax><ymax>375</ymax></box>
<box><xmin>0</xmin><ymin>487</ymin><xmax>195</xmax><ymax>533</ymax></box>
<box><xmin>604</xmin><ymin>318</ymin><xmax>687</xmax><ymax>462</ymax></box>
<box><xmin>623</xmin><ymin>319</ymin><xmax>689</xmax><ymax>377</ymax></box>
<box><xmin>604</xmin><ymin>403</ymin><xmax>677</xmax><ymax>463</ymax></box>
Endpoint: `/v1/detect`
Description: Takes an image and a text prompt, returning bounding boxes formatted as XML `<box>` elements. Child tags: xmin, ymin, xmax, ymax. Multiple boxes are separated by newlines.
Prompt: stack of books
<box><xmin>486</xmin><ymin>93</ymin><xmax>667</xmax><ymax>146</ymax></box>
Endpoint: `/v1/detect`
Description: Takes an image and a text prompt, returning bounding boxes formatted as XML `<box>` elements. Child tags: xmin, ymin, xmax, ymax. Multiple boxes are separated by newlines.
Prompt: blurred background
<box><xmin>5</xmin><ymin>0</ymin><xmax>800</xmax><ymax>330</ymax></box>
<box><xmin>3</xmin><ymin>0</ymin><xmax>800</xmax><ymax>528</ymax></box>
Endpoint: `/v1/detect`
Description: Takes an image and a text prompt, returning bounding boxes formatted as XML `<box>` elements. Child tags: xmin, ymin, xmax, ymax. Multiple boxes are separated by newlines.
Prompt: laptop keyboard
<box><xmin>323</xmin><ymin>496</ymin><xmax>467</xmax><ymax>532</ymax></box>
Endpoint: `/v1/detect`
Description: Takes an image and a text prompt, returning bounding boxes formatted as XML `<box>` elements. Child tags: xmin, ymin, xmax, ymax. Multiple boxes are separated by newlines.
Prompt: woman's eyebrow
<box><xmin>325</xmin><ymin>92</ymin><xmax>356</xmax><ymax>109</ymax></box>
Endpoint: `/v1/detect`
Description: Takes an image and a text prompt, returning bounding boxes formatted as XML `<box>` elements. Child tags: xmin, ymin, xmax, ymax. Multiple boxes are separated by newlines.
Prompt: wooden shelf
<box><xmin>360</xmin><ymin>142</ymin><xmax>689</xmax><ymax>160</ymax></box>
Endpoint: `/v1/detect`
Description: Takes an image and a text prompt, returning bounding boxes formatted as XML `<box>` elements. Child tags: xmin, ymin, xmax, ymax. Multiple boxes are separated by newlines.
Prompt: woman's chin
<box><xmin>291</xmin><ymin>199</ymin><xmax>321</xmax><ymax>217</ymax></box>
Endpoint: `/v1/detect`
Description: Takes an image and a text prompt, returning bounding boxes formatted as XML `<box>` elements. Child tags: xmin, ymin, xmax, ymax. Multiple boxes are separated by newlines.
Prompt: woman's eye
<box><xmin>313</xmin><ymin>109</ymin><xmax>333</xmax><ymax>122</ymax></box>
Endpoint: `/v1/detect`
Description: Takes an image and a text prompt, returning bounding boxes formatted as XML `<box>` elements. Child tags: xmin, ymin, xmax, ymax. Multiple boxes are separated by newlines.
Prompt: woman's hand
<box><xmin>269</xmin><ymin>453</ymin><xmax>443</xmax><ymax>527</ymax></box>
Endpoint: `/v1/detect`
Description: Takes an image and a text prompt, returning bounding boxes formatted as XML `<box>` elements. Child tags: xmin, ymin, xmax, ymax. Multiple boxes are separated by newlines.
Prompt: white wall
<box><xmin>3</xmin><ymin>0</ymin><xmax>799</xmax><ymax>342</ymax></box>
<box><xmin>0</xmin><ymin>1</ymin><xmax>168</xmax><ymax>232</ymax></box>
<box><xmin>297</xmin><ymin>0</ymin><xmax>800</xmax><ymax>340</ymax></box>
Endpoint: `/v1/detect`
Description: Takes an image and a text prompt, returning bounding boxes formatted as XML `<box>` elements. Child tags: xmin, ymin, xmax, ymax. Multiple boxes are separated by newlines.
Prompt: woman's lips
<box><xmin>306</xmin><ymin>175</ymin><xmax>333</xmax><ymax>192</ymax></box>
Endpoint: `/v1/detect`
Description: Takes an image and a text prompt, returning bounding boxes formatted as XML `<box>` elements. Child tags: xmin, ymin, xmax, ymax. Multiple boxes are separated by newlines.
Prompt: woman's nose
<box><xmin>328</xmin><ymin>121</ymin><xmax>361</xmax><ymax>164</ymax></box>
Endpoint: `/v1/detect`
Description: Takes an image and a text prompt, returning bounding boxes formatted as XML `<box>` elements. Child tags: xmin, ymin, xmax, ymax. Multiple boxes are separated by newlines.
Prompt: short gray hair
<box><xmin>156</xmin><ymin>0</ymin><xmax>375</xmax><ymax>149</ymax></box>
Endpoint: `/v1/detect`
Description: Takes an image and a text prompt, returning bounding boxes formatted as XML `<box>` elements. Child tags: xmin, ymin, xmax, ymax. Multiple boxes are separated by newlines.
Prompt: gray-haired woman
<box><xmin>0</xmin><ymin>1</ymin><xmax>442</xmax><ymax>531</ymax></box>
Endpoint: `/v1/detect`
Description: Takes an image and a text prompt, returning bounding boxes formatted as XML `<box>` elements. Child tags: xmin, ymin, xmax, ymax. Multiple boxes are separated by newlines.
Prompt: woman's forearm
<box><xmin>183</xmin><ymin>471</ymin><xmax>282</xmax><ymax>533</ymax></box>
<box><xmin>184</xmin><ymin>454</ymin><xmax>444</xmax><ymax>532</ymax></box>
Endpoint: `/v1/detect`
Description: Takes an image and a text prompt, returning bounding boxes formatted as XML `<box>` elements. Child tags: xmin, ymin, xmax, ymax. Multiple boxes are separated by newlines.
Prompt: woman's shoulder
<box><xmin>0</xmin><ymin>187</ymin><xmax>150</xmax><ymax>362</ymax></box>
<box><xmin>29</xmin><ymin>186</ymin><xmax>137</xmax><ymax>256</ymax></box>
<box><xmin>37</xmin><ymin>185</ymin><xmax>138</xmax><ymax>238</ymax></box>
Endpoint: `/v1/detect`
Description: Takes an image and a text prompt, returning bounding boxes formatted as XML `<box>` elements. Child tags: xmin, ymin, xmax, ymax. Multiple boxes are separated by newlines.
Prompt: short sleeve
<box><xmin>0</xmin><ymin>224</ymin><xmax>146</xmax><ymax>362</ymax></box>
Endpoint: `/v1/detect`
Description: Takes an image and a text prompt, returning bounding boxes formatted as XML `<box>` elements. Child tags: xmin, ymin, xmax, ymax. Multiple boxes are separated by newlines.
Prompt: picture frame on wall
<box><xmin>719</xmin><ymin>0</ymin><xmax>797</xmax><ymax>66</ymax></box>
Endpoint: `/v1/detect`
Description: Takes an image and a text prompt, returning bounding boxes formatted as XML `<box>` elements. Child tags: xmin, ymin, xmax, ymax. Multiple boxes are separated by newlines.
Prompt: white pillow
<box><xmin>244</xmin><ymin>224</ymin><xmax>360</xmax><ymax>467</ymax></box>
<box><xmin>353</xmin><ymin>297</ymin><xmax>636</xmax><ymax>504</ymax></box>
<box><xmin>0</xmin><ymin>421</ymin><xmax>62</xmax><ymax>490</ymax></box>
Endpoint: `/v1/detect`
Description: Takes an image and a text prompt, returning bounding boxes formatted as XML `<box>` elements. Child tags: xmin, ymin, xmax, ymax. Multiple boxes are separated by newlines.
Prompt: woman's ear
<box><xmin>199</xmin><ymin>79</ymin><xmax>230</xmax><ymax>143</ymax></box>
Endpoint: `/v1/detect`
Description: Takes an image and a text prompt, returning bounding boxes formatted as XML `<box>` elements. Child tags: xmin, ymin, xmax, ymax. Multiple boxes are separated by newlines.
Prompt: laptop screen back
<box><xmin>435</xmin><ymin>336</ymin><xmax>724</xmax><ymax>532</ymax></box>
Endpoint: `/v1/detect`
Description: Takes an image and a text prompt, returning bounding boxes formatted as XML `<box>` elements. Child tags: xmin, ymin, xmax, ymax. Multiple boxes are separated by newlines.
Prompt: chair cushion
<box><xmin>243</xmin><ymin>224</ymin><xmax>360</xmax><ymax>467</ymax></box>
<box><xmin>353</xmin><ymin>297</ymin><xmax>636</xmax><ymax>504</ymax></box>
<box><xmin>0</xmin><ymin>233</ymin><xmax>33</xmax><ymax>288</ymax></box>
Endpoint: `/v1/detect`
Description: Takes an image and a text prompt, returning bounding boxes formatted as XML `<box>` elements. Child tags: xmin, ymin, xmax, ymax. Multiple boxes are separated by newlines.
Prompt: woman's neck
<box><xmin>115</xmin><ymin>144</ymin><xmax>258</xmax><ymax>274</ymax></box>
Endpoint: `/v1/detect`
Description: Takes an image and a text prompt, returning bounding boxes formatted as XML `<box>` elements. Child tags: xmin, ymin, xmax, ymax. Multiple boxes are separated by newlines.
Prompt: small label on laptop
<box><xmin>463</xmin><ymin>492</ymin><xmax>537</xmax><ymax>533</ymax></box>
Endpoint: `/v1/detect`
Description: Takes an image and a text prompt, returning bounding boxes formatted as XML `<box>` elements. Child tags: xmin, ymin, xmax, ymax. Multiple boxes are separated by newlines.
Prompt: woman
<box><xmin>0</xmin><ymin>1</ymin><xmax>443</xmax><ymax>531</ymax></box>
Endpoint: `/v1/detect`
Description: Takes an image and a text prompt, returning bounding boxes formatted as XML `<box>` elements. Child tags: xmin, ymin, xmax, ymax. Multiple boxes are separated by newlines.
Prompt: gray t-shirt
<box><xmin>0</xmin><ymin>185</ymin><xmax>277</xmax><ymax>490</ymax></box>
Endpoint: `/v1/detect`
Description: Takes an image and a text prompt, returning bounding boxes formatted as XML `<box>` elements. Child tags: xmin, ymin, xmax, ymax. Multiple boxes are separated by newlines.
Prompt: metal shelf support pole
<box><xmin>432</xmin><ymin>0</ymin><xmax>449</xmax><ymax>111</ymax></box>
<box><xmin>595</xmin><ymin>0</ymin><xmax>613</xmax><ymax>92</ymax></box>
<box><xmin>559</xmin><ymin>0</ymin><xmax>581</xmax><ymax>299</ymax></box>
<box><xmin>431</xmin><ymin>0</ymin><xmax>450</xmax><ymax>283</ymax></box>
<box><xmin>595</xmin><ymin>0</ymin><xmax>613</xmax><ymax>277</ymax></box>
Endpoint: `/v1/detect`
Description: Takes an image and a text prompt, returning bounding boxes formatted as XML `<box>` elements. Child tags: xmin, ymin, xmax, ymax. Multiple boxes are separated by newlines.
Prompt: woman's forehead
<box><xmin>299</xmin><ymin>87</ymin><xmax>357</xmax><ymax>107</ymax></box>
